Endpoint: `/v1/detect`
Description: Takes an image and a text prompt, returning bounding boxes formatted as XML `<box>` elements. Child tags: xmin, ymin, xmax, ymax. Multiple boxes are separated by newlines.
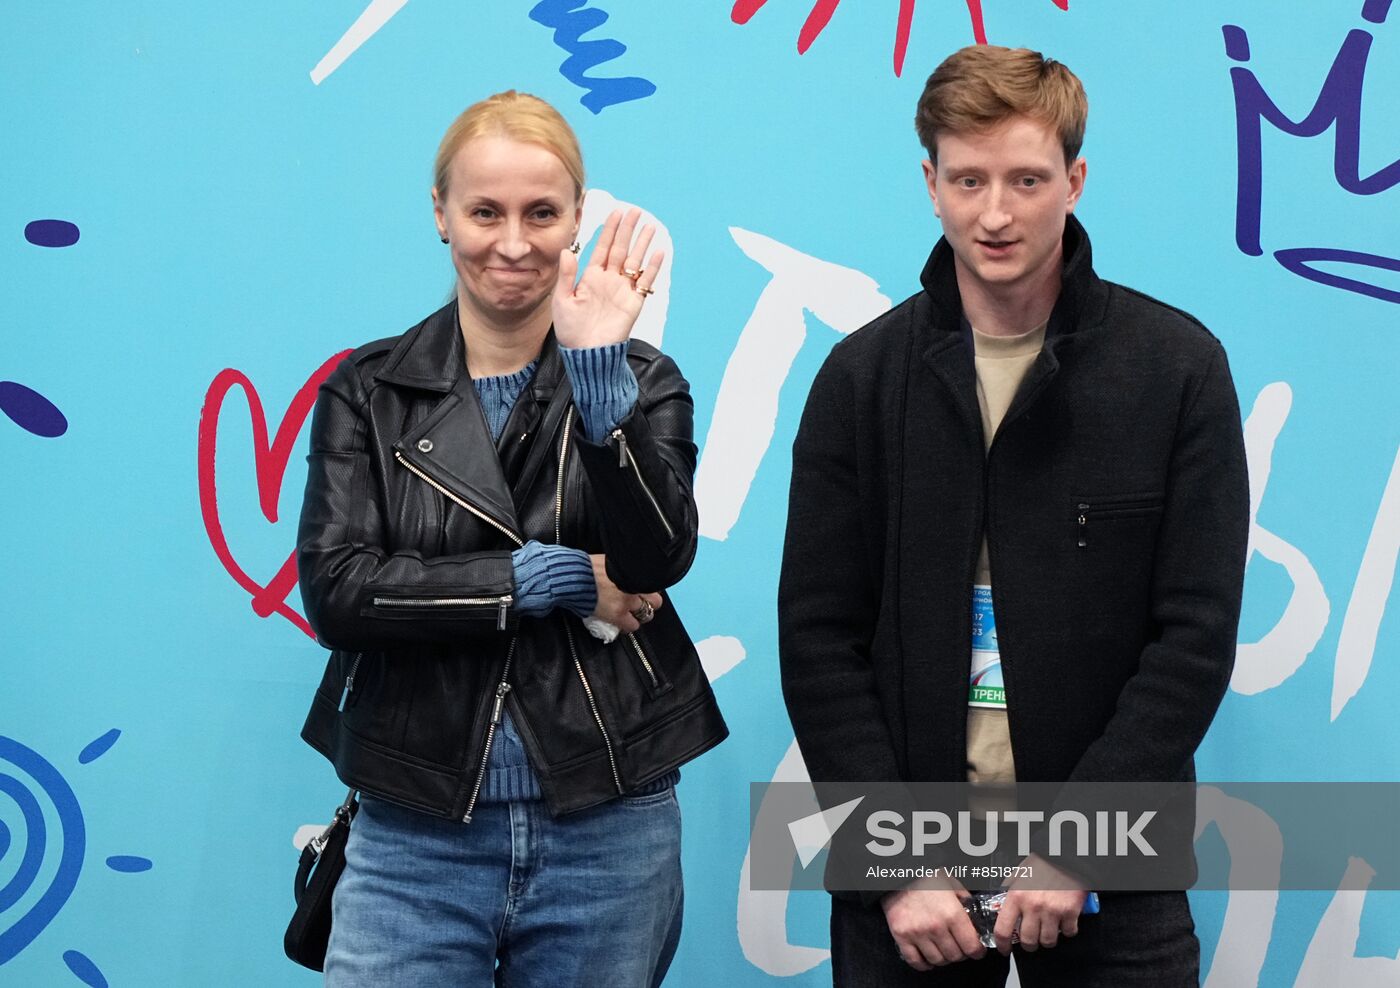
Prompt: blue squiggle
<box><xmin>529</xmin><ymin>0</ymin><xmax>657</xmax><ymax>114</ymax></box>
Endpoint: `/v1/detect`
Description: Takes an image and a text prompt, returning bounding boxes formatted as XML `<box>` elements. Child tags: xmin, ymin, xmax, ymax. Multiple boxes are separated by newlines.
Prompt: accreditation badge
<box><xmin>969</xmin><ymin>585</ymin><xmax>1006</xmax><ymax>709</ymax></box>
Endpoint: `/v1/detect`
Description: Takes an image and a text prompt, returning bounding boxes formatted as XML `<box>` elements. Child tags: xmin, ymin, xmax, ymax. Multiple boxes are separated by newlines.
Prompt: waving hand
<box><xmin>553</xmin><ymin>207</ymin><xmax>665</xmax><ymax>348</ymax></box>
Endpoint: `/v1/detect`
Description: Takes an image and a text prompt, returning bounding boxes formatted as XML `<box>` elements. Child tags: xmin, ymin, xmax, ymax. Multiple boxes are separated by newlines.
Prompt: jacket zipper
<box><xmin>394</xmin><ymin>450</ymin><xmax>525</xmax><ymax>548</ymax></box>
<box><xmin>609</xmin><ymin>428</ymin><xmax>676</xmax><ymax>542</ymax></box>
<box><xmin>337</xmin><ymin>653</ymin><xmax>364</xmax><ymax>712</ymax></box>
<box><xmin>558</xmin><ymin>416</ymin><xmax>624</xmax><ymax>795</ymax></box>
<box><xmin>371</xmin><ymin>594</ymin><xmax>513</xmax><ymax>630</ymax></box>
<box><xmin>393</xmin><ymin>450</ymin><xmax>525</xmax><ymax>824</ymax></box>
<box><xmin>628</xmin><ymin>632</ymin><xmax>659</xmax><ymax>689</ymax></box>
<box><xmin>555</xmin><ymin>416</ymin><xmax>572</xmax><ymax>544</ymax></box>
<box><xmin>565</xmin><ymin>621</ymin><xmax>624</xmax><ymax>794</ymax></box>
<box><xmin>462</xmin><ymin>637</ymin><xmax>518</xmax><ymax>823</ymax></box>
<box><xmin>1075</xmin><ymin>496</ymin><xmax>1163</xmax><ymax>549</ymax></box>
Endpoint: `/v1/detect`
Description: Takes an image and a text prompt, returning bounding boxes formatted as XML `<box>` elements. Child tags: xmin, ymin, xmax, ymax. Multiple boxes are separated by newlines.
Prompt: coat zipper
<box><xmin>337</xmin><ymin>653</ymin><xmax>364</xmax><ymax>712</ymax></box>
<box><xmin>558</xmin><ymin>416</ymin><xmax>624</xmax><ymax>794</ymax></box>
<box><xmin>394</xmin><ymin>449</ymin><xmax>525</xmax><ymax>548</ymax></box>
<box><xmin>371</xmin><ymin>594</ymin><xmax>513</xmax><ymax>630</ymax></box>
<box><xmin>609</xmin><ymin>428</ymin><xmax>676</xmax><ymax>542</ymax></box>
<box><xmin>462</xmin><ymin>637</ymin><xmax>518</xmax><ymax>823</ymax></box>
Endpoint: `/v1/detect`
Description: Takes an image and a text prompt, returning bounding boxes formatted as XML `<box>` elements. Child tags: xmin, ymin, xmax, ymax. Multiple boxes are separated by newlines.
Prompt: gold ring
<box><xmin>621</xmin><ymin>267</ymin><xmax>642</xmax><ymax>280</ymax></box>
<box><xmin>633</xmin><ymin>286</ymin><xmax>655</xmax><ymax>297</ymax></box>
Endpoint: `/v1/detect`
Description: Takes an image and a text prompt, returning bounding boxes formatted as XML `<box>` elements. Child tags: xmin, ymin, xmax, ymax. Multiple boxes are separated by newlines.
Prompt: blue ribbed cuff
<box><xmin>511</xmin><ymin>541</ymin><xmax>597</xmax><ymax>619</ymax></box>
<box><xmin>559</xmin><ymin>341</ymin><xmax>639</xmax><ymax>443</ymax></box>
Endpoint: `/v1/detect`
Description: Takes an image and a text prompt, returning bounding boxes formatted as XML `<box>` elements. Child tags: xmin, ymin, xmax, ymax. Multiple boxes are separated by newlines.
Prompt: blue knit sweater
<box><xmin>476</xmin><ymin>342</ymin><xmax>676</xmax><ymax>802</ymax></box>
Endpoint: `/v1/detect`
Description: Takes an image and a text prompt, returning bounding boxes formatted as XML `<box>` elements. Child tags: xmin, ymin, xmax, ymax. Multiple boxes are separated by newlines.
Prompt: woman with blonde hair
<box><xmin>296</xmin><ymin>89</ymin><xmax>727</xmax><ymax>985</ymax></box>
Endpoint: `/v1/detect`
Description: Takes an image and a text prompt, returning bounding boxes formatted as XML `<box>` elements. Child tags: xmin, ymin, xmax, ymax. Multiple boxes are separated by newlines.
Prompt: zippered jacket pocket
<box><xmin>1073</xmin><ymin>493</ymin><xmax>1165</xmax><ymax>548</ymax></box>
<box><xmin>625</xmin><ymin>629</ymin><xmax>673</xmax><ymax>698</ymax></box>
<box><xmin>365</xmin><ymin>592</ymin><xmax>515</xmax><ymax>630</ymax></box>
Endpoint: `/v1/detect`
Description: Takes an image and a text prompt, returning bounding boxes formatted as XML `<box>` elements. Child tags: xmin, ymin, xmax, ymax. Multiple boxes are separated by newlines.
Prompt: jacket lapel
<box><xmin>503</xmin><ymin>334</ymin><xmax>576</xmax><ymax>505</ymax></box>
<box><xmin>900</xmin><ymin>304</ymin><xmax>985</xmax><ymax>778</ymax></box>
<box><xmin>378</xmin><ymin>301</ymin><xmax>524</xmax><ymax>540</ymax></box>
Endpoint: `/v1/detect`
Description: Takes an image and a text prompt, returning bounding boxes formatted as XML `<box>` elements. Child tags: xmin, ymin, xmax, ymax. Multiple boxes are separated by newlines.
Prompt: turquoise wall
<box><xmin>3</xmin><ymin>2</ymin><xmax>1397</xmax><ymax>984</ymax></box>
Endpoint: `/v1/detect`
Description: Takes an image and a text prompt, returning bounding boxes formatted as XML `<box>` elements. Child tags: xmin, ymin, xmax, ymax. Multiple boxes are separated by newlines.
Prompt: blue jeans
<box><xmin>325</xmin><ymin>790</ymin><xmax>684</xmax><ymax>986</ymax></box>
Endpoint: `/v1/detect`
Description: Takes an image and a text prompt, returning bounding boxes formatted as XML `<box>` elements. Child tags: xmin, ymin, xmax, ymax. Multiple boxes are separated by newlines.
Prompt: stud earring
<box><xmin>440</xmin><ymin>236</ymin><xmax>449</xmax><ymax>244</ymax></box>
<box><xmin>568</xmin><ymin>241</ymin><xmax>581</xmax><ymax>254</ymax></box>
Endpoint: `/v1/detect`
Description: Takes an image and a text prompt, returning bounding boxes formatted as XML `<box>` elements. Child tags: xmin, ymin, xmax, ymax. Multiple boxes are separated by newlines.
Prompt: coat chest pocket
<box><xmin>1072</xmin><ymin>492</ymin><xmax>1164</xmax><ymax>549</ymax></box>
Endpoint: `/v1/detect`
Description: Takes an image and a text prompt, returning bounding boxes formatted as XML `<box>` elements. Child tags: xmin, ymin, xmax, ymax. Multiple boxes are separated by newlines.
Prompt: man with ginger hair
<box><xmin>779</xmin><ymin>45</ymin><xmax>1248</xmax><ymax>985</ymax></box>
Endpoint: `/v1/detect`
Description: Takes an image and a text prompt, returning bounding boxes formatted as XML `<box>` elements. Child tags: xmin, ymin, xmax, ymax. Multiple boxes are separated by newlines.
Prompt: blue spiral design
<box><xmin>0</xmin><ymin>736</ymin><xmax>86</xmax><ymax>966</ymax></box>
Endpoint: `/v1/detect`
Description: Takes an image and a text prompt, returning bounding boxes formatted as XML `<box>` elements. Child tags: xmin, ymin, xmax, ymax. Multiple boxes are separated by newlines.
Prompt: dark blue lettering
<box><xmin>1225</xmin><ymin>1</ymin><xmax>1400</xmax><ymax>303</ymax></box>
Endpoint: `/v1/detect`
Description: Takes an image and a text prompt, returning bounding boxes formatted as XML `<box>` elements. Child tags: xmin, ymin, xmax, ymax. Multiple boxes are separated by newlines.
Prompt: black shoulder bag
<box><xmin>284</xmin><ymin>787</ymin><xmax>359</xmax><ymax>971</ymax></box>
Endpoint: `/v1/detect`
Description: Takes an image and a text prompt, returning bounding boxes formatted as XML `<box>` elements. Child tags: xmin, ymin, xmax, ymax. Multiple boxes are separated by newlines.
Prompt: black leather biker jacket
<box><xmin>296</xmin><ymin>302</ymin><xmax>727</xmax><ymax>819</ymax></box>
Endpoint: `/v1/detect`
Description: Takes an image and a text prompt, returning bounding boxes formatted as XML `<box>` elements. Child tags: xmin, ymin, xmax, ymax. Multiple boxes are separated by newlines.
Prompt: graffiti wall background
<box><xmin>3</xmin><ymin>1</ymin><xmax>1397</xmax><ymax>984</ymax></box>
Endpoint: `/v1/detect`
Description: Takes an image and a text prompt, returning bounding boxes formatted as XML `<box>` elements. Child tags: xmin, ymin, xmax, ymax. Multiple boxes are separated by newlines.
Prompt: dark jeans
<box><xmin>830</xmin><ymin>892</ymin><xmax>1199</xmax><ymax>987</ymax></box>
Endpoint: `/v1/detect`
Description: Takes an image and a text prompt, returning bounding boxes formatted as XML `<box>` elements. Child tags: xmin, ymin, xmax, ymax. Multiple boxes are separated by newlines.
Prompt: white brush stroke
<box><xmin>1233</xmin><ymin>383</ymin><xmax>1331</xmax><ymax>694</ymax></box>
<box><xmin>695</xmin><ymin>230</ymin><xmax>889</xmax><ymax>541</ymax></box>
<box><xmin>311</xmin><ymin>0</ymin><xmax>411</xmax><ymax>85</ymax></box>
<box><xmin>1333</xmin><ymin>445</ymin><xmax>1400</xmax><ymax>720</ymax></box>
<box><xmin>1296</xmin><ymin>858</ymin><xmax>1400</xmax><ymax>985</ymax></box>
<box><xmin>292</xmin><ymin>824</ymin><xmax>321</xmax><ymax>851</ymax></box>
<box><xmin>697</xmin><ymin>635</ymin><xmax>745</xmax><ymax>681</ymax></box>
<box><xmin>1195</xmin><ymin>787</ymin><xmax>1283</xmax><ymax>988</ymax></box>
<box><xmin>738</xmin><ymin>739</ymin><xmax>831</xmax><ymax>977</ymax></box>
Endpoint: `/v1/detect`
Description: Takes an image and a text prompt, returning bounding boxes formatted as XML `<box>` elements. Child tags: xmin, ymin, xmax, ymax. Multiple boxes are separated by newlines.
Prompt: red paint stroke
<box><xmin>895</xmin><ymin>0</ymin><xmax>916</xmax><ymax>75</ymax></box>
<box><xmin>798</xmin><ymin>0</ymin><xmax>840</xmax><ymax>53</ymax></box>
<box><xmin>732</xmin><ymin>0</ymin><xmax>764</xmax><ymax>24</ymax></box>
<box><xmin>966</xmin><ymin>0</ymin><xmax>988</xmax><ymax>45</ymax></box>
<box><xmin>966</xmin><ymin>0</ymin><xmax>1070</xmax><ymax>47</ymax></box>
<box><xmin>197</xmin><ymin>351</ymin><xmax>349</xmax><ymax>638</ymax></box>
<box><xmin>734</xmin><ymin>0</ymin><xmax>1071</xmax><ymax>75</ymax></box>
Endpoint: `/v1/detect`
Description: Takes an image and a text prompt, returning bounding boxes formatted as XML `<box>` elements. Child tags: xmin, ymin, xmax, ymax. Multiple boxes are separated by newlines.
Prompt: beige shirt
<box><xmin>966</xmin><ymin>322</ymin><xmax>1047</xmax><ymax>786</ymax></box>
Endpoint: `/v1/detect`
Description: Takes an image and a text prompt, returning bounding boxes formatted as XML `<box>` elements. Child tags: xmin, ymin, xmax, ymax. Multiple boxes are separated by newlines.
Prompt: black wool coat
<box><xmin>779</xmin><ymin>218</ymin><xmax>1249</xmax><ymax>796</ymax></box>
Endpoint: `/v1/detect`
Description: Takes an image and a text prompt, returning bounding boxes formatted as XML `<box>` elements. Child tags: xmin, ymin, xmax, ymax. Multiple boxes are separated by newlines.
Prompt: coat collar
<box><xmin>373</xmin><ymin>300</ymin><xmax>566</xmax><ymax>398</ymax></box>
<box><xmin>916</xmin><ymin>214</ymin><xmax>1108</xmax><ymax>341</ymax></box>
<box><xmin>906</xmin><ymin>219</ymin><xmax>1112</xmax><ymax>462</ymax></box>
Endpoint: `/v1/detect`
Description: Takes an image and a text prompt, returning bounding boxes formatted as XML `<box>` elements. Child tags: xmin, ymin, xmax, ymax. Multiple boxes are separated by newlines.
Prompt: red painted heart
<box><xmin>197</xmin><ymin>351</ymin><xmax>350</xmax><ymax>638</ymax></box>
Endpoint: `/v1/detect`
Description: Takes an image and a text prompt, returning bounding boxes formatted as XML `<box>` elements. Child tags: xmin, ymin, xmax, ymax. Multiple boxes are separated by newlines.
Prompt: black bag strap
<box><xmin>293</xmin><ymin>788</ymin><xmax>358</xmax><ymax>905</ymax></box>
